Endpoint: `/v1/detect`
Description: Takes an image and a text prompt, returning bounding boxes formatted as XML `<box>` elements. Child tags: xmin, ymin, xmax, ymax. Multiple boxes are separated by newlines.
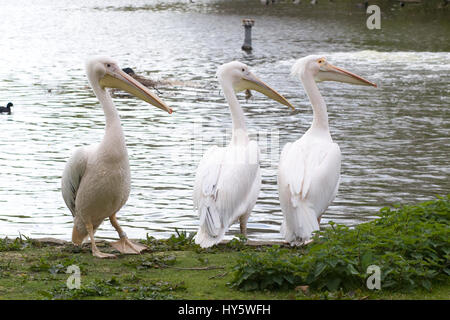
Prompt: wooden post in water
<box><xmin>241</xmin><ymin>19</ymin><xmax>255</xmax><ymax>51</ymax></box>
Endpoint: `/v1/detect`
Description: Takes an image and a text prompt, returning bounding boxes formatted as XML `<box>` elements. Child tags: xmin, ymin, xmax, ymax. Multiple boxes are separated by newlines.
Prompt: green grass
<box><xmin>0</xmin><ymin>196</ymin><xmax>449</xmax><ymax>300</ymax></box>
<box><xmin>0</xmin><ymin>242</ymin><xmax>296</xmax><ymax>300</ymax></box>
<box><xmin>0</xmin><ymin>240</ymin><xmax>448</xmax><ymax>300</ymax></box>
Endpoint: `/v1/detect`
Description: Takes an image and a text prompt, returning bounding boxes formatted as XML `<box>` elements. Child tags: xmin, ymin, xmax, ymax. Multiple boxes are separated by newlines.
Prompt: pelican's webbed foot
<box><xmin>110</xmin><ymin>237</ymin><xmax>147</xmax><ymax>255</ymax></box>
<box><xmin>93</xmin><ymin>250</ymin><xmax>117</xmax><ymax>259</ymax></box>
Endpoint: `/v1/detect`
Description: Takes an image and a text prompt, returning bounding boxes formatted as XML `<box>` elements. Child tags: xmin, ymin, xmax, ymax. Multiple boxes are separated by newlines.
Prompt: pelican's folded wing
<box><xmin>193</xmin><ymin>142</ymin><xmax>260</xmax><ymax>238</ymax></box>
<box><xmin>279</xmin><ymin>141</ymin><xmax>341</xmax><ymax>210</ymax></box>
<box><xmin>193</xmin><ymin>146</ymin><xmax>226</xmax><ymax>236</ymax></box>
<box><xmin>61</xmin><ymin>147</ymin><xmax>88</xmax><ymax>216</ymax></box>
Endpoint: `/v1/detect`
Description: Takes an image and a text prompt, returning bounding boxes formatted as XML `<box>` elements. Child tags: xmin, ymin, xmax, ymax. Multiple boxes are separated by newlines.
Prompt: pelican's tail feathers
<box><xmin>71</xmin><ymin>218</ymin><xmax>100</xmax><ymax>246</ymax></box>
<box><xmin>282</xmin><ymin>202</ymin><xmax>319</xmax><ymax>245</ymax></box>
<box><xmin>194</xmin><ymin>200</ymin><xmax>225</xmax><ymax>248</ymax></box>
<box><xmin>72</xmin><ymin>225</ymin><xmax>88</xmax><ymax>246</ymax></box>
<box><xmin>194</xmin><ymin>226</ymin><xmax>225</xmax><ymax>248</ymax></box>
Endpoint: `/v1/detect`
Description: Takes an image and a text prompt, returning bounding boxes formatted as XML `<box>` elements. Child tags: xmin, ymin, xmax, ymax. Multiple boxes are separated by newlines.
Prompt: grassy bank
<box><xmin>0</xmin><ymin>196</ymin><xmax>449</xmax><ymax>300</ymax></box>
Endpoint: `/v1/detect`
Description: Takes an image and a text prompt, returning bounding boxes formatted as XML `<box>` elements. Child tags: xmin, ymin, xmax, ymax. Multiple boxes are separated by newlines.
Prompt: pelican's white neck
<box><xmin>220</xmin><ymin>79</ymin><xmax>249</xmax><ymax>145</ymax></box>
<box><xmin>301</xmin><ymin>70</ymin><xmax>329</xmax><ymax>132</ymax></box>
<box><xmin>88</xmin><ymin>77</ymin><xmax>125</xmax><ymax>148</ymax></box>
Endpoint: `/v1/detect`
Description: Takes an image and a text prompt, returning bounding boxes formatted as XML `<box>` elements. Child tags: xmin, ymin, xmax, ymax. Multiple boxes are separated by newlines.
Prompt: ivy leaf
<box><xmin>361</xmin><ymin>251</ymin><xmax>374</xmax><ymax>270</ymax></box>
<box><xmin>314</xmin><ymin>263</ymin><xmax>327</xmax><ymax>278</ymax></box>
<box><xmin>326</xmin><ymin>278</ymin><xmax>341</xmax><ymax>291</ymax></box>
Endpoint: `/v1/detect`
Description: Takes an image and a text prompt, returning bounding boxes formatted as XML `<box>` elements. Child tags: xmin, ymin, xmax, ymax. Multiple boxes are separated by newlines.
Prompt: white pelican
<box><xmin>62</xmin><ymin>56</ymin><xmax>172</xmax><ymax>258</ymax></box>
<box><xmin>194</xmin><ymin>61</ymin><xmax>294</xmax><ymax>248</ymax></box>
<box><xmin>278</xmin><ymin>55</ymin><xmax>376</xmax><ymax>244</ymax></box>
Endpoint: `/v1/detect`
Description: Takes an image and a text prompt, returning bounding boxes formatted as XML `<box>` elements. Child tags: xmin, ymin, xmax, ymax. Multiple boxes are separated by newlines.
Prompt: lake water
<box><xmin>0</xmin><ymin>0</ymin><xmax>449</xmax><ymax>241</ymax></box>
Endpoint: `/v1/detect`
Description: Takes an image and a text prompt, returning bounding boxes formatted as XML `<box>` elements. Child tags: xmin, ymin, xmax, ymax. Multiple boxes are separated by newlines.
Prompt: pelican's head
<box><xmin>85</xmin><ymin>56</ymin><xmax>172</xmax><ymax>114</ymax></box>
<box><xmin>291</xmin><ymin>55</ymin><xmax>377</xmax><ymax>87</ymax></box>
<box><xmin>217</xmin><ymin>61</ymin><xmax>295</xmax><ymax>110</ymax></box>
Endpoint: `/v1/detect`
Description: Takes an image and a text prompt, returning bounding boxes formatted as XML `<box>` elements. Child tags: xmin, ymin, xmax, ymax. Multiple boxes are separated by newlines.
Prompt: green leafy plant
<box><xmin>41</xmin><ymin>280</ymin><xmax>112</xmax><ymax>300</ymax></box>
<box><xmin>225</xmin><ymin>235</ymin><xmax>248</xmax><ymax>251</ymax></box>
<box><xmin>126</xmin><ymin>281</ymin><xmax>186</xmax><ymax>300</ymax></box>
<box><xmin>29</xmin><ymin>256</ymin><xmax>85</xmax><ymax>274</ymax></box>
<box><xmin>123</xmin><ymin>254</ymin><xmax>177</xmax><ymax>270</ymax></box>
<box><xmin>231</xmin><ymin>196</ymin><xmax>450</xmax><ymax>293</ymax></box>
<box><xmin>231</xmin><ymin>246</ymin><xmax>301</xmax><ymax>290</ymax></box>
<box><xmin>40</xmin><ymin>277</ymin><xmax>185</xmax><ymax>300</ymax></box>
<box><xmin>142</xmin><ymin>228</ymin><xmax>197</xmax><ymax>251</ymax></box>
<box><xmin>0</xmin><ymin>234</ymin><xmax>33</xmax><ymax>252</ymax></box>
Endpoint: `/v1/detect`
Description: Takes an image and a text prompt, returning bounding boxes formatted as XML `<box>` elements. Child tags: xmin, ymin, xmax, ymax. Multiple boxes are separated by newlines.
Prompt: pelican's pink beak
<box><xmin>316</xmin><ymin>59</ymin><xmax>377</xmax><ymax>87</ymax></box>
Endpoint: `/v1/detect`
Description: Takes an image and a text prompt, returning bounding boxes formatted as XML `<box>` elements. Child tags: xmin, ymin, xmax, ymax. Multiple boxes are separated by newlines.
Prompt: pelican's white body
<box><xmin>193</xmin><ymin>62</ymin><xmax>263</xmax><ymax>248</ymax></box>
<box><xmin>61</xmin><ymin>57</ymin><xmax>130</xmax><ymax>244</ymax></box>
<box><xmin>278</xmin><ymin>126</ymin><xmax>341</xmax><ymax>243</ymax></box>
<box><xmin>61</xmin><ymin>56</ymin><xmax>171</xmax><ymax>257</ymax></box>
<box><xmin>63</xmin><ymin>140</ymin><xmax>130</xmax><ymax>241</ymax></box>
<box><xmin>278</xmin><ymin>56</ymin><xmax>343</xmax><ymax>244</ymax></box>
<box><xmin>193</xmin><ymin>138</ymin><xmax>261</xmax><ymax>248</ymax></box>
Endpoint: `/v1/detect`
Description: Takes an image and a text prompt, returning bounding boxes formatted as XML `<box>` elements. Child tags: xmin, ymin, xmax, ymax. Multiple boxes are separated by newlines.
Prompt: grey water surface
<box><xmin>0</xmin><ymin>0</ymin><xmax>448</xmax><ymax>241</ymax></box>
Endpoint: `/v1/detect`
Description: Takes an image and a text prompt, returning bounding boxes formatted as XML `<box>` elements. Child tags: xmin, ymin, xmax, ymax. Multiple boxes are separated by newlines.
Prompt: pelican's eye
<box><xmin>317</xmin><ymin>59</ymin><xmax>324</xmax><ymax>64</ymax></box>
<box><xmin>242</xmin><ymin>68</ymin><xmax>245</xmax><ymax>72</ymax></box>
<box><xmin>106</xmin><ymin>64</ymin><xmax>111</xmax><ymax>68</ymax></box>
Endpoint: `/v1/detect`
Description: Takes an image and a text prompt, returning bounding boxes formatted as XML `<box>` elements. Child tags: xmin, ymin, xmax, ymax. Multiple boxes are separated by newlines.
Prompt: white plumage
<box><xmin>194</xmin><ymin>61</ymin><xmax>294</xmax><ymax>248</ymax></box>
<box><xmin>194</xmin><ymin>142</ymin><xmax>261</xmax><ymax>247</ymax></box>
<box><xmin>61</xmin><ymin>56</ymin><xmax>172</xmax><ymax>258</ymax></box>
<box><xmin>278</xmin><ymin>55</ymin><xmax>376</xmax><ymax>244</ymax></box>
<box><xmin>278</xmin><ymin>132</ymin><xmax>341</xmax><ymax>243</ymax></box>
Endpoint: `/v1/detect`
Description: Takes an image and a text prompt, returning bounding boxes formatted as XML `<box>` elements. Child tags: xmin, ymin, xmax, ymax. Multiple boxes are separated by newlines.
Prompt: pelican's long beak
<box><xmin>316</xmin><ymin>63</ymin><xmax>377</xmax><ymax>87</ymax></box>
<box><xmin>99</xmin><ymin>67</ymin><xmax>173</xmax><ymax>114</ymax></box>
<box><xmin>237</xmin><ymin>72</ymin><xmax>295</xmax><ymax>110</ymax></box>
